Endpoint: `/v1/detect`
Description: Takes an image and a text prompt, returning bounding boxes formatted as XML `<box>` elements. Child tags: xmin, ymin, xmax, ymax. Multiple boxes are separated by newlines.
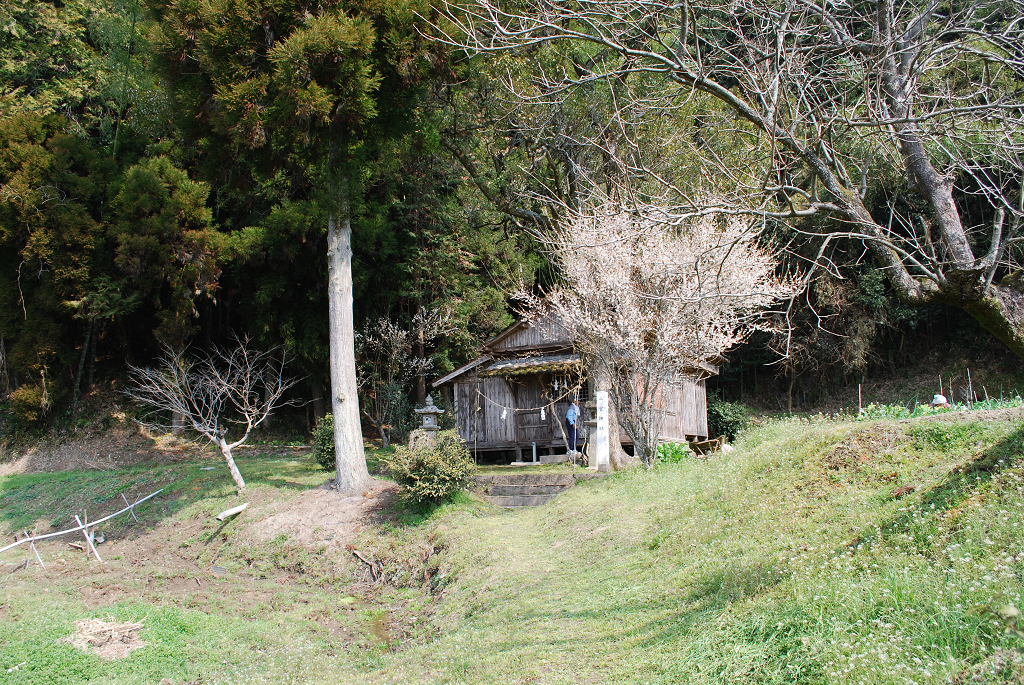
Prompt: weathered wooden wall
<box><xmin>490</xmin><ymin>315</ymin><xmax>570</xmax><ymax>352</ymax></box>
<box><xmin>485</xmin><ymin>377</ymin><xmax>517</xmax><ymax>444</ymax></box>
<box><xmin>694</xmin><ymin>380</ymin><xmax>708</xmax><ymax>437</ymax></box>
<box><xmin>454</xmin><ymin>370</ymin><xmax>709</xmax><ymax>451</ymax></box>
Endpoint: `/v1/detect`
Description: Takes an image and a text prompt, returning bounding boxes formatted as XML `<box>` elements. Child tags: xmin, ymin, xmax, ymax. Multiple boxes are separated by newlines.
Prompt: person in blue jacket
<box><xmin>565</xmin><ymin>399</ymin><xmax>580</xmax><ymax>453</ymax></box>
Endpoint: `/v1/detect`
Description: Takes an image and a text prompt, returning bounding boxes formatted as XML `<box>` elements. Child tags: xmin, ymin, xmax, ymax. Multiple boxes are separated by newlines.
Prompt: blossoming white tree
<box><xmin>525</xmin><ymin>206</ymin><xmax>796</xmax><ymax>467</ymax></box>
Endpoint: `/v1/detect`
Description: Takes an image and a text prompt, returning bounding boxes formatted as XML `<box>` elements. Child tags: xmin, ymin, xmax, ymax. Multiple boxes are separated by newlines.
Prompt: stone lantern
<box><xmin>414</xmin><ymin>394</ymin><xmax>444</xmax><ymax>434</ymax></box>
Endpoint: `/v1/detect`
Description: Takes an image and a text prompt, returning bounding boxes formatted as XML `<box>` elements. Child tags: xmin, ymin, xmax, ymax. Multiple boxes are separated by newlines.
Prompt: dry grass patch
<box><xmin>64</xmin><ymin>617</ymin><xmax>147</xmax><ymax>659</ymax></box>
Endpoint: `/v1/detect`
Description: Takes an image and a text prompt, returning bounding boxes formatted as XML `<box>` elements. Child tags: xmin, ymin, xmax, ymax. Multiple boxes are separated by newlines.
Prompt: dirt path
<box><xmin>248</xmin><ymin>478</ymin><xmax>399</xmax><ymax>546</ymax></box>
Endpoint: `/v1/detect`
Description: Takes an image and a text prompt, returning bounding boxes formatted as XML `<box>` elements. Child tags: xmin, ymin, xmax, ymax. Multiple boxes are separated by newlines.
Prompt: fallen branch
<box><xmin>215</xmin><ymin>503</ymin><xmax>249</xmax><ymax>521</ymax></box>
<box><xmin>347</xmin><ymin>545</ymin><xmax>381</xmax><ymax>581</ymax></box>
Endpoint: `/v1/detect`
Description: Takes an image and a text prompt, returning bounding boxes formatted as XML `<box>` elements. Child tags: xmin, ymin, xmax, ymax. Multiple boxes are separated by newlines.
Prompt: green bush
<box><xmin>656</xmin><ymin>441</ymin><xmax>692</xmax><ymax>463</ymax></box>
<box><xmin>311</xmin><ymin>413</ymin><xmax>335</xmax><ymax>471</ymax></box>
<box><xmin>707</xmin><ymin>396</ymin><xmax>749</xmax><ymax>441</ymax></box>
<box><xmin>383</xmin><ymin>429</ymin><xmax>475</xmax><ymax>506</ymax></box>
<box><xmin>9</xmin><ymin>385</ymin><xmax>45</xmax><ymax>426</ymax></box>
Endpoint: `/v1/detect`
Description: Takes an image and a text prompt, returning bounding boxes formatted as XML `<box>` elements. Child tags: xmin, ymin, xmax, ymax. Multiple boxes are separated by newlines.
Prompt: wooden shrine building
<box><xmin>432</xmin><ymin>312</ymin><xmax>714</xmax><ymax>462</ymax></box>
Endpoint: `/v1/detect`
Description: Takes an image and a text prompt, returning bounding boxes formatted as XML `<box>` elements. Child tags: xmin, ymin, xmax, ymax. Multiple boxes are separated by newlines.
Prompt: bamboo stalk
<box><xmin>0</xmin><ymin>488</ymin><xmax>164</xmax><ymax>555</ymax></box>
<box><xmin>25</xmin><ymin>530</ymin><xmax>44</xmax><ymax>569</ymax></box>
<box><xmin>75</xmin><ymin>514</ymin><xmax>103</xmax><ymax>563</ymax></box>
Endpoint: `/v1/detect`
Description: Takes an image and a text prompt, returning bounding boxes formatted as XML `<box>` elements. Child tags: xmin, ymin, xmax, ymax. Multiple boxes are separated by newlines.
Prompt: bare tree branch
<box><xmin>126</xmin><ymin>339</ymin><xmax>298</xmax><ymax>491</ymax></box>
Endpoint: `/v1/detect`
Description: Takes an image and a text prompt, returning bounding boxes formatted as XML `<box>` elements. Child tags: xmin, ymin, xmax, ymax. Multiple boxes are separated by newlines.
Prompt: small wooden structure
<box><xmin>432</xmin><ymin>312</ymin><xmax>714</xmax><ymax>462</ymax></box>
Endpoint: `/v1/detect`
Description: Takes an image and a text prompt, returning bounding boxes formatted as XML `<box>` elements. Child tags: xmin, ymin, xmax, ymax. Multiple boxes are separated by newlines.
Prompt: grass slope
<box><xmin>3</xmin><ymin>413</ymin><xmax>1024</xmax><ymax>684</ymax></box>
<box><xmin>374</xmin><ymin>412</ymin><xmax>1024</xmax><ymax>684</ymax></box>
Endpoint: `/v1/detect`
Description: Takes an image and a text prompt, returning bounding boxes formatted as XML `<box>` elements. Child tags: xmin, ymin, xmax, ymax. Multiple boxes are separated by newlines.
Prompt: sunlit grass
<box><xmin>4</xmin><ymin>414</ymin><xmax>1024</xmax><ymax>683</ymax></box>
<box><xmin>367</xmin><ymin>414</ymin><xmax>1024</xmax><ymax>684</ymax></box>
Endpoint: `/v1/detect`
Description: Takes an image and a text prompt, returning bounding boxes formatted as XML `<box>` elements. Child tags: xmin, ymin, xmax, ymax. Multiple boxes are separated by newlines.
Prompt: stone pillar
<box><xmin>594</xmin><ymin>391</ymin><xmax>610</xmax><ymax>472</ymax></box>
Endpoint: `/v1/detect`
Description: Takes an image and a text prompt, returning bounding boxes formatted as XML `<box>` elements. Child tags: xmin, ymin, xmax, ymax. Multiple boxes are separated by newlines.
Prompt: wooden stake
<box><xmin>121</xmin><ymin>493</ymin><xmax>139</xmax><ymax>523</ymax></box>
<box><xmin>215</xmin><ymin>502</ymin><xmax>249</xmax><ymax>521</ymax></box>
<box><xmin>967</xmin><ymin>368</ymin><xmax>974</xmax><ymax>408</ymax></box>
<box><xmin>74</xmin><ymin>514</ymin><xmax>102</xmax><ymax>563</ymax></box>
<box><xmin>25</xmin><ymin>530</ymin><xmax>44</xmax><ymax>569</ymax></box>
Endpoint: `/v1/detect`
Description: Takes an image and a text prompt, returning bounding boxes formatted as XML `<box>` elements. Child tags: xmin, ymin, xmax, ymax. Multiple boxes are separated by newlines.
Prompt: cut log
<box><xmin>215</xmin><ymin>503</ymin><xmax>249</xmax><ymax>521</ymax></box>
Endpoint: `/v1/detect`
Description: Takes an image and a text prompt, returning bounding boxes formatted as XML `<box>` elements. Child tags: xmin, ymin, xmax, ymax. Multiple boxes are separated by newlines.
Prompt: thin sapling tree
<box><xmin>356</xmin><ymin>315</ymin><xmax>443</xmax><ymax>448</ymax></box>
<box><xmin>127</xmin><ymin>341</ymin><xmax>298</xmax><ymax>491</ymax></box>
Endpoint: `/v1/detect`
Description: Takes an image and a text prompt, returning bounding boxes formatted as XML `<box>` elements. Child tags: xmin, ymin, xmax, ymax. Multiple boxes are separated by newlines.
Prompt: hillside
<box><xmin>3</xmin><ymin>410</ymin><xmax>1024</xmax><ymax>683</ymax></box>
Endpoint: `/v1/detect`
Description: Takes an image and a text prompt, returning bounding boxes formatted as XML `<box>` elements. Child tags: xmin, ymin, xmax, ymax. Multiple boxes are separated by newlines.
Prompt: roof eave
<box><xmin>431</xmin><ymin>355</ymin><xmax>492</xmax><ymax>388</ymax></box>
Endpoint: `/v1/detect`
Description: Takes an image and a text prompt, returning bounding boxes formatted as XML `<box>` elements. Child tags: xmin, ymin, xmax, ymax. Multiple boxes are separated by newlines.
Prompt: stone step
<box><xmin>483</xmin><ymin>493</ymin><xmax>561</xmax><ymax>508</ymax></box>
<box><xmin>485</xmin><ymin>484</ymin><xmax>570</xmax><ymax>496</ymax></box>
<box><xmin>472</xmin><ymin>474</ymin><xmax>578</xmax><ymax>487</ymax></box>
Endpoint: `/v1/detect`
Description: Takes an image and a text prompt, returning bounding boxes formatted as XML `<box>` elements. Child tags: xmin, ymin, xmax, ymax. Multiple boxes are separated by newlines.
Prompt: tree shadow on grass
<box><xmin>466</xmin><ymin>561</ymin><xmax>818</xmax><ymax>682</ymax></box>
<box><xmin>850</xmin><ymin>423</ymin><xmax>1024</xmax><ymax>551</ymax></box>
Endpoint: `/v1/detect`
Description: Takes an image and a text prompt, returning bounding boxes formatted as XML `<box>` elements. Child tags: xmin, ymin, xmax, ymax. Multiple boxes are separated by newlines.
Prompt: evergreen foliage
<box><xmin>707</xmin><ymin>395</ymin><xmax>749</xmax><ymax>441</ymax></box>
<box><xmin>0</xmin><ymin>0</ymin><xmax>1016</xmax><ymax>432</ymax></box>
<box><xmin>383</xmin><ymin>429</ymin><xmax>475</xmax><ymax>505</ymax></box>
<box><xmin>311</xmin><ymin>413</ymin><xmax>335</xmax><ymax>471</ymax></box>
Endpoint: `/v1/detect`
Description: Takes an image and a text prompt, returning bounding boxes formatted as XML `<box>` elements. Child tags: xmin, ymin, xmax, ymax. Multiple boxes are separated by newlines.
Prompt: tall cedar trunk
<box><xmin>262</xmin><ymin>384</ymin><xmax>273</xmax><ymax>428</ymax></box>
<box><xmin>86</xmin><ymin>319</ymin><xmax>97</xmax><ymax>389</ymax></box>
<box><xmin>72</xmin><ymin>319</ymin><xmax>93</xmax><ymax>413</ymax></box>
<box><xmin>217</xmin><ymin>437</ymin><xmax>247</xmax><ymax>491</ymax></box>
<box><xmin>327</xmin><ymin>191</ymin><xmax>371</xmax><ymax>494</ymax></box>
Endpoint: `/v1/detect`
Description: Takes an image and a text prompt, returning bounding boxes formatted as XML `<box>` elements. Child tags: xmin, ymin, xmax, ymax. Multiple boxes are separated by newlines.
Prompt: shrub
<box><xmin>707</xmin><ymin>395</ymin><xmax>749</xmax><ymax>441</ymax></box>
<box><xmin>657</xmin><ymin>441</ymin><xmax>692</xmax><ymax>463</ymax></box>
<box><xmin>383</xmin><ymin>429</ymin><xmax>475</xmax><ymax>506</ymax></box>
<box><xmin>311</xmin><ymin>413</ymin><xmax>335</xmax><ymax>471</ymax></box>
<box><xmin>9</xmin><ymin>385</ymin><xmax>45</xmax><ymax>426</ymax></box>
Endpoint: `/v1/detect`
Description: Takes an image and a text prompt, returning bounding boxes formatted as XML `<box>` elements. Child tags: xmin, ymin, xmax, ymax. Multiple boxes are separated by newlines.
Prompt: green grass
<box><xmin>0</xmin><ymin>452</ymin><xmax>324</xmax><ymax>535</ymax></box>
<box><xmin>0</xmin><ymin>450</ymin><xmax>394</xmax><ymax>684</ymax></box>
<box><xmin>4</xmin><ymin>413</ymin><xmax>1024</xmax><ymax>683</ymax></box>
<box><xmin>363</xmin><ymin>413</ymin><xmax>1024</xmax><ymax>683</ymax></box>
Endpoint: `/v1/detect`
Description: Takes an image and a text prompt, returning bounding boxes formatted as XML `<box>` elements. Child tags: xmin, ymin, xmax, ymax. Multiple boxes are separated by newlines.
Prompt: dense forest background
<box><xmin>1</xmin><ymin>0</ymin><xmax>1019</xmax><ymax>439</ymax></box>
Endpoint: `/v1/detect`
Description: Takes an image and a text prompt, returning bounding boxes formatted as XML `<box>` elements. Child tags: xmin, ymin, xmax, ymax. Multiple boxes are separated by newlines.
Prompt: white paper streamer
<box><xmin>540</xmin><ymin>407</ymin><xmax>546</xmax><ymax>420</ymax></box>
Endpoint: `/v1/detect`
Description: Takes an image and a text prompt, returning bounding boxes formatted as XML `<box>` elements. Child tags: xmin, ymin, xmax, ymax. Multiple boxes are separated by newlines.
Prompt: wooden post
<box><xmin>74</xmin><ymin>514</ymin><xmax>102</xmax><ymax>563</ymax></box>
<box><xmin>25</xmin><ymin>530</ymin><xmax>44</xmax><ymax>569</ymax></box>
<box><xmin>121</xmin><ymin>493</ymin><xmax>139</xmax><ymax>523</ymax></box>
<box><xmin>594</xmin><ymin>391</ymin><xmax>610</xmax><ymax>472</ymax></box>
